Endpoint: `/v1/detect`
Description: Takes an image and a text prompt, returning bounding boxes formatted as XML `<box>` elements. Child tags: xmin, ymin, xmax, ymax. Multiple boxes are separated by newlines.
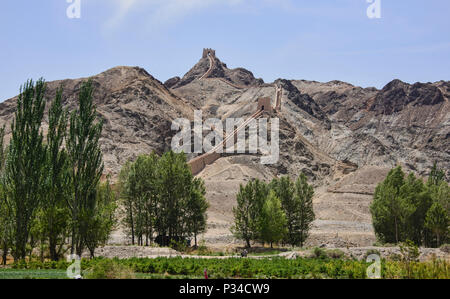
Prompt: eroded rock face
<box><xmin>0</xmin><ymin>66</ymin><xmax>195</xmax><ymax>177</ymax></box>
<box><xmin>173</xmin><ymin>55</ymin><xmax>263</xmax><ymax>89</ymax></box>
<box><xmin>164</xmin><ymin>76</ymin><xmax>180</xmax><ymax>89</ymax></box>
<box><xmin>369</xmin><ymin>79</ymin><xmax>445</xmax><ymax>115</ymax></box>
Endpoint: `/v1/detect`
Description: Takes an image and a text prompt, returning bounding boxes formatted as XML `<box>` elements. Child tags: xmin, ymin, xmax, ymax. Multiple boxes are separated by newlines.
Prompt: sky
<box><xmin>1</xmin><ymin>0</ymin><xmax>449</xmax><ymax>101</ymax></box>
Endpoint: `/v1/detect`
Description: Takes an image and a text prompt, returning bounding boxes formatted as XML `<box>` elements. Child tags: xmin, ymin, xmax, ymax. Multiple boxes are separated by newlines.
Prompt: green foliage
<box><xmin>232</xmin><ymin>179</ymin><xmax>268</xmax><ymax>248</ymax></box>
<box><xmin>0</xmin><ymin>126</ymin><xmax>11</xmax><ymax>265</ymax></box>
<box><xmin>425</xmin><ymin>202</ymin><xmax>449</xmax><ymax>247</ymax></box>
<box><xmin>370</xmin><ymin>165</ymin><xmax>449</xmax><ymax>247</ymax></box>
<box><xmin>3</xmin><ymin>79</ymin><xmax>48</xmax><ymax>260</ymax></box>
<box><xmin>399</xmin><ymin>240</ymin><xmax>420</xmax><ymax>278</ymax></box>
<box><xmin>184</xmin><ymin>177</ymin><xmax>208</xmax><ymax>247</ymax></box>
<box><xmin>84</xmin><ymin>177</ymin><xmax>117</xmax><ymax>258</ymax></box>
<box><xmin>270</xmin><ymin>175</ymin><xmax>315</xmax><ymax>247</ymax></box>
<box><xmin>38</xmin><ymin>87</ymin><xmax>70</xmax><ymax>261</ymax></box>
<box><xmin>0</xmin><ymin>79</ymin><xmax>117</xmax><ymax>262</ymax></box>
<box><xmin>10</xmin><ymin>255</ymin><xmax>450</xmax><ymax>279</ymax></box>
<box><xmin>118</xmin><ymin>151</ymin><xmax>208</xmax><ymax>247</ymax></box>
<box><xmin>293</xmin><ymin>174</ymin><xmax>315</xmax><ymax>247</ymax></box>
<box><xmin>84</xmin><ymin>258</ymin><xmax>135</xmax><ymax>279</ymax></box>
<box><xmin>233</xmin><ymin>174</ymin><xmax>315</xmax><ymax>248</ymax></box>
<box><xmin>260</xmin><ymin>190</ymin><xmax>287</xmax><ymax>247</ymax></box>
<box><xmin>326</xmin><ymin>249</ymin><xmax>345</xmax><ymax>259</ymax></box>
<box><xmin>428</xmin><ymin>162</ymin><xmax>446</xmax><ymax>187</ymax></box>
<box><xmin>313</xmin><ymin>247</ymin><xmax>328</xmax><ymax>259</ymax></box>
<box><xmin>66</xmin><ymin>79</ymin><xmax>105</xmax><ymax>256</ymax></box>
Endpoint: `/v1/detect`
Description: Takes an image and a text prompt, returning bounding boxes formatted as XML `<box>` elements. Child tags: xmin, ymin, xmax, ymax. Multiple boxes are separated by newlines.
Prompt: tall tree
<box><xmin>0</xmin><ymin>126</ymin><xmax>12</xmax><ymax>264</ymax></box>
<box><xmin>40</xmin><ymin>88</ymin><xmax>71</xmax><ymax>260</ymax></box>
<box><xmin>118</xmin><ymin>161</ymin><xmax>136</xmax><ymax>244</ymax></box>
<box><xmin>66</xmin><ymin>79</ymin><xmax>104</xmax><ymax>256</ymax></box>
<box><xmin>185</xmin><ymin>178</ymin><xmax>208</xmax><ymax>247</ymax></box>
<box><xmin>293</xmin><ymin>173</ymin><xmax>315</xmax><ymax>247</ymax></box>
<box><xmin>232</xmin><ymin>179</ymin><xmax>268</xmax><ymax>248</ymax></box>
<box><xmin>155</xmin><ymin>151</ymin><xmax>193</xmax><ymax>240</ymax></box>
<box><xmin>400</xmin><ymin>173</ymin><xmax>431</xmax><ymax>246</ymax></box>
<box><xmin>260</xmin><ymin>190</ymin><xmax>287</xmax><ymax>248</ymax></box>
<box><xmin>427</xmin><ymin>162</ymin><xmax>446</xmax><ymax>187</ymax></box>
<box><xmin>425</xmin><ymin>202</ymin><xmax>448</xmax><ymax>247</ymax></box>
<box><xmin>84</xmin><ymin>177</ymin><xmax>117</xmax><ymax>258</ymax></box>
<box><xmin>270</xmin><ymin>176</ymin><xmax>298</xmax><ymax>246</ymax></box>
<box><xmin>371</xmin><ymin>167</ymin><xmax>415</xmax><ymax>244</ymax></box>
<box><xmin>3</xmin><ymin>79</ymin><xmax>47</xmax><ymax>260</ymax></box>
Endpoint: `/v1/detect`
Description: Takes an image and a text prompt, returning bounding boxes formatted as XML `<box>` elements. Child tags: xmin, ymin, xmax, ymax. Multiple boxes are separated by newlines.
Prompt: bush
<box><xmin>84</xmin><ymin>259</ymin><xmax>135</xmax><ymax>279</ymax></box>
<box><xmin>327</xmin><ymin>249</ymin><xmax>345</xmax><ymax>259</ymax></box>
<box><xmin>169</xmin><ymin>239</ymin><xmax>188</xmax><ymax>253</ymax></box>
<box><xmin>313</xmin><ymin>247</ymin><xmax>328</xmax><ymax>259</ymax></box>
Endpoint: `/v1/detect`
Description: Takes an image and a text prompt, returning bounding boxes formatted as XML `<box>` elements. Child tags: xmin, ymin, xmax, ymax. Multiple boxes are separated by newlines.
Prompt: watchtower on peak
<box><xmin>202</xmin><ymin>48</ymin><xmax>216</xmax><ymax>59</ymax></box>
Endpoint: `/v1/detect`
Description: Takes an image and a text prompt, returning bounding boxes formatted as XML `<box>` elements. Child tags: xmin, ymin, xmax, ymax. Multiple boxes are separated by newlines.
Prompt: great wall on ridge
<box><xmin>188</xmin><ymin>49</ymin><xmax>283</xmax><ymax>175</ymax></box>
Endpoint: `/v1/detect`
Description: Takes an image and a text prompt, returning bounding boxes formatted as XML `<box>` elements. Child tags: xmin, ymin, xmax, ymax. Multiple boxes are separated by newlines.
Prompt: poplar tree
<box><xmin>155</xmin><ymin>151</ymin><xmax>193</xmax><ymax>239</ymax></box>
<box><xmin>260</xmin><ymin>190</ymin><xmax>287</xmax><ymax>248</ymax></box>
<box><xmin>84</xmin><ymin>177</ymin><xmax>117</xmax><ymax>258</ymax></box>
<box><xmin>232</xmin><ymin>179</ymin><xmax>268</xmax><ymax>248</ymax></box>
<box><xmin>0</xmin><ymin>126</ymin><xmax>11</xmax><ymax>264</ymax></box>
<box><xmin>66</xmin><ymin>79</ymin><xmax>104</xmax><ymax>256</ymax></box>
<box><xmin>185</xmin><ymin>177</ymin><xmax>208</xmax><ymax>247</ymax></box>
<box><xmin>425</xmin><ymin>202</ymin><xmax>448</xmax><ymax>247</ymax></box>
<box><xmin>294</xmin><ymin>173</ymin><xmax>315</xmax><ymax>247</ymax></box>
<box><xmin>3</xmin><ymin>79</ymin><xmax>47</xmax><ymax>260</ymax></box>
<box><xmin>39</xmin><ymin>88</ymin><xmax>71</xmax><ymax>260</ymax></box>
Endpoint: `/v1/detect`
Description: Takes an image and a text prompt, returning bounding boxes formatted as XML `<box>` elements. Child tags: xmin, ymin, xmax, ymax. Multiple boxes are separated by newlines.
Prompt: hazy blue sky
<box><xmin>1</xmin><ymin>0</ymin><xmax>449</xmax><ymax>101</ymax></box>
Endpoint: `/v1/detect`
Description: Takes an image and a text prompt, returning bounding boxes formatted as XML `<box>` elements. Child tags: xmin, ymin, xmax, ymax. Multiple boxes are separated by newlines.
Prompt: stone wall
<box><xmin>202</xmin><ymin>48</ymin><xmax>216</xmax><ymax>59</ymax></box>
<box><xmin>257</xmin><ymin>97</ymin><xmax>273</xmax><ymax>113</ymax></box>
<box><xmin>188</xmin><ymin>151</ymin><xmax>221</xmax><ymax>176</ymax></box>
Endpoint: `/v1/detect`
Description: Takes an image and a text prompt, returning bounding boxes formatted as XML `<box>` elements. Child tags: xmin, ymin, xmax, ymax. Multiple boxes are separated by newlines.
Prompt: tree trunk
<box><xmin>49</xmin><ymin>237</ymin><xmax>58</xmax><ymax>261</ymax></box>
<box><xmin>394</xmin><ymin>217</ymin><xmax>399</xmax><ymax>244</ymax></box>
<box><xmin>1</xmin><ymin>243</ymin><xmax>7</xmax><ymax>266</ymax></box>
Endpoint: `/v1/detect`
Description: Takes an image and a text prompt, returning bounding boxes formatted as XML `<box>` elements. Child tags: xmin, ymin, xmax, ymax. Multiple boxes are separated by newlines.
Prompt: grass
<box><xmin>0</xmin><ymin>269</ymin><xmax>68</xmax><ymax>279</ymax></box>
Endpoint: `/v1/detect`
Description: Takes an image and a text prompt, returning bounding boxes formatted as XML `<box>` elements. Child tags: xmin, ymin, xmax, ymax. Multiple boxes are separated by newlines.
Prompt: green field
<box><xmin>0</xmin><ymin>269</ymin><xmax>68</xmax><ymax>279</ymax></box>
<box><xmin>1</xmin><ymin>255</ymin><xmax>448</xmax><ymax>279</ymax></box>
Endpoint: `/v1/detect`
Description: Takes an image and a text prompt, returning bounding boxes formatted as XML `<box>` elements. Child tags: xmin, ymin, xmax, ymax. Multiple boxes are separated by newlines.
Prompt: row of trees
<box><xmin>370</xmin><ymin>164</ymin><xmax>449</xmax><ymax>247</ymax></box>
<box><xmin>0</xmin><ymin>79</ymin><xmax>116</xmax><ymax>262</ymax></box>
<box><xmin>232</xmin><ymin>174</ymin><xmax>315</xmax><ymax>248</ymax></box>
<box><xmin>118</xmin><ymin>151</ymin><xmax>208</xmax><ymax>247</ymax></box>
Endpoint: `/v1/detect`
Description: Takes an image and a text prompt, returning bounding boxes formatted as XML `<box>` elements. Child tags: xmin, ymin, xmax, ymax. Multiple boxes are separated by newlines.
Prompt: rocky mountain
<box><xmin>0</xmin><ymin>66</ymin><xmax>195</xmax><ymax>176</ymax></box>
<box><xmin>1</xmin><ymin>50</ymin><xmax>448</xmax><ymax>247</ymax></box>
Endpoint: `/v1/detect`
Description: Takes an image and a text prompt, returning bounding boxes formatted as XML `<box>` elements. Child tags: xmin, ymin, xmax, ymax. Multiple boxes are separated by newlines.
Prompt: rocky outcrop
<box><xmin>0</xmin><ymin>66</ymin><xmax>194</xmax><ymax>177</ymax></box>
<box><xmin>369</xmin><ymin>79</ymin><xmax>445</xmax><ymax>115</ymax></box>
<box><xmin>164</xmin><ymin>76</ymin><xmax>180</xmax><ymax>89</ymax></box>
<box><xmin>173</xmin><ymin>53</ymin><xmax>263</xmax><ymax>88</ymax></box>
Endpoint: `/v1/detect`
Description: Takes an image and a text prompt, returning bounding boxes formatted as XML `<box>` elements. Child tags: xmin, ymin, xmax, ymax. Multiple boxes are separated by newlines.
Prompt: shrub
<box><xmin>313</xmin><ymin>247</ymin><xmax>328</xmax><ymax>259</ymax></box>
<box><xmin>84</xmin><ymin>259</ymin><xmax>135</xmax><ymax>279</ymax></box>
<box><xmin>326</xmin><ymin>249</ymin><xmax>345</xmax><ymax>259</ymax></box>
